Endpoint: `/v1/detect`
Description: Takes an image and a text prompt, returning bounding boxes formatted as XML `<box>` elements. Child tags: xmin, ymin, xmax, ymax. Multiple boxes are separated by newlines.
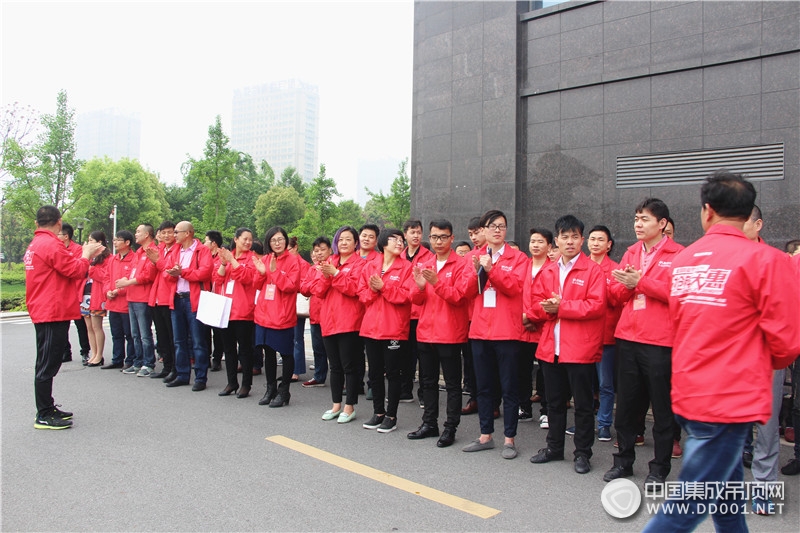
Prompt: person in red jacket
<box><xmin>104</xmin><ymin>230</ymin><xmax>136</xmax><ymax>372</ymax></box>
<box><xmin>308</xmin><ymin>226</ymin><xmax>366</xmax><ymax>423</ymax></box>
<box><xmin>163</xmin><ymin>221</ymin><xmax>213</xmax><ymax>390</ymax></box>
<box><xmin>462</xmin><ymin>209</ymin><xmax>530</xmax><ymax>459</ymax></box>
<box><xmin>408</xmin><ymin>219</ymin><xmax>471</xmax><ymax>447</ymax></box>
<box><xmin>300</xmin><ymin>236</ymin><xmax>331</xmax><ymax>388</ymax></box>
<box><xmin>643</xmin><ymin>171</ymin><xmax>800</xmax><ymax>532</ymax></box>
<box><xmin>358</xmin><ymin>228</ymin><xmax>413</xmax><ymax>434</ymax></box>
<box><xmin>25</xmin><ymin>205</ymin><xmax>103</xmax><ymax>429</ymax></box>
<box><xmin>253</xmin><ymin>226</ymin><xmax>302</xmax><ymax>407</ymax></box>
<box><xmin>215</xmin><ymin>228</ymin><xmax>258</xmax><ymax>399</ymax></box>
<box><xmin>84</xmin><ymin>231</ymin><xmax>111</xmax><ymax>367</ymax></box>
<box><xmin>603</xmin><ymin>198</ymin><xmax>684</xmax><ymax>489</ymax></box>
<box><xmin>114</xmin><ymin>224</ymin><xmax>158</xmax><ymax>376</ymax></box>
<box><xmin>143</xmin><ymin>221</ymin><xmax>177</xmax><ymax>380</ymax></box>
<box><xmin>57</xmin><ymin>222</ymin><xmax>91</xmax><ymax>364</ymax></box>
<box><xmin>288</xmin><ymin>236</ymin><xmax>311</xmax><ymax>382</ymax></box>
<box><xmin>528</xmin><ymin>215</ymin><xmax>606</xmax><ymax>474</ymax></box>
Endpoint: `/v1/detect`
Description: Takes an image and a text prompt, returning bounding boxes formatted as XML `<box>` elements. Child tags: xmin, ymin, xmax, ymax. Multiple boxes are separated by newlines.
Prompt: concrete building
<box><xmin>411</xmin><ymin>0</ymin><xmax>799</xmax><ymax>254</ymax></box>
<box><xmin>231</xmin><ymin>79</ymin><xmax>320</xmax><ymax>182</ymax></box>
<box><xmin>76</xmin><ymin>108</ymin><xmax>141</xmax><ymax>162</ymax></box>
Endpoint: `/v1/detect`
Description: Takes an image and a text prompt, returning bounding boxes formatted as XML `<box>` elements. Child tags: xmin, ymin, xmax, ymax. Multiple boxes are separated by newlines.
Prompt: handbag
<box><xmin>197</xmin><ymin>290</ymin><xmax>233</xmax><ymax>328</ymax></box>
<box><xmin>296</xmin><ymin>293</ymin><xmax>310</xmax><ymax>318</ymax></box>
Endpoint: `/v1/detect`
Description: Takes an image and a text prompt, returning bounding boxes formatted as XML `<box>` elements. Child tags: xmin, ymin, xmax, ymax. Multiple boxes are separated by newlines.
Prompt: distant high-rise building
<box><xmin>76</xmin><ymin>108</ymin><xmax>141</xmax><ymax>161</ymax></box>
<box><xmin>231</xmin><ymin>79</ymin><xmax>320</xmax><ymax>182</ymax></box>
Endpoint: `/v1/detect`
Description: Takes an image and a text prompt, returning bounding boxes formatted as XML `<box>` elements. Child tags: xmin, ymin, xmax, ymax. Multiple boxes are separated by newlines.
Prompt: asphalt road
<box><xmin>2</xmin><ymin>316</ymin><xmax>798</xmax><ymax>532</ymax></box>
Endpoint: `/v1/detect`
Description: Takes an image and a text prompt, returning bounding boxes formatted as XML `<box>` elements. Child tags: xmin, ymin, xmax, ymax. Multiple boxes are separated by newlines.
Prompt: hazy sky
<box><xmin>1</xmin><ymin>0</ymin><xmax>414</xmax><ymax>201</ymax></box>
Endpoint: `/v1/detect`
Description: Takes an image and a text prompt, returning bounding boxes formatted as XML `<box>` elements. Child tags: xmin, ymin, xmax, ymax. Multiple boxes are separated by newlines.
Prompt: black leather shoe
<box><xmin>437</xmin><ymin>427</ymin><xmax>456</xmax><ymax>448</ymax></box>
<box><xmin>742</xmin><ymin>451</ymin><xmax>753</xmax><ymax>469</ymax></box>
<box><xmin>218</xmin><ymin>385</ymin><xmax>237</xmax><ymax>396</ymax></box>
<box><xmin>574</xmin><ymin>455</ymin><xmax>591</xmax><ymax>474</ymax></box>
<box><xmin>165</xmin><ymin>379</ymin><xmax>189</xmax><ymax>388</ymax></box>
<box><xmin>191</xmin><ymin>382</ymin><xmax>206</xmax><ymax>391</ymax></box>
<box><xmin>644</xmin><ymin>473</ymin><xmax>666</xmax><ymax>493</ymax></box>
<box><xmin>236</xmin><ymin>386</ymin><xmax>250</xmax><ymax>399</ymax></box>
<box><xmin>407</xmin><ymin>424</ymin><xmax>439</xmax><ymax>440</ymax></box>
<box><xmin>100</xmin><ymin>362</ymin><xmax>123</xmax><ymax>370</ymax></box>
<box><xmin>163</xmin><ymin>370</ymin><xmax>178</xmax><ymax>383</ymax></box>
<box><xmin>603</xmin><ymin>465</ymin><xmax>633</xmax><ymax>482</ymax></box>
<box><xmin>269</xmin><ymin>392</ymin><xmax>290</xmax><ymax>407</ymax></box>
<box><xmin>210</xmin><ymin>361</ymin><xmax>222</xmax><ymax>371</ymax></box>
<box><xmin>530</xmin><ymin>448</ymin><xmax>565</xmax><ymax>463</ymax></box>
<box><xmin>62</xmin><ymin>354</ymin><xmax>73</xmax><ymax>362</ymax></box>
<box><xmin>149</xmin><ymin>370</ymin><xmax>169</xmax><ymax>379</ymax></box>
<box><xmin>259</xmin><ymin>383</ymin><xmax>278</xmax><ymax>405</ymax></box>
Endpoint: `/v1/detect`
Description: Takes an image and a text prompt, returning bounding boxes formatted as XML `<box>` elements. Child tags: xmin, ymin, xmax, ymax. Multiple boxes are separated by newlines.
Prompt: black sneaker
<box><xmin>781</xmin><ymin>458</ymin><xmax>800</xmax><ymax>476</ymax></box>
<box><xmin>34</xmin><ymin>412</ymin><xmax>73</xmax><ymax>430</ymax></box>
<box><xmin>518</xmin><ymin>408</ymin><xmax>533</xmax><ymax>422</ymax></box>
<box><xmin>377</xmin><ymin>417</ymin><xmax>397</xmax><ymax>433</ymax></box>
<box><xmin>52</xmin><ymin>405</ymin><xmax>73</xmax><ymax>420</ymax></box>
<box><xmin>362</xmin><ymin>414</ymin><xmax>385</xmax><ymax>429</ymax></box>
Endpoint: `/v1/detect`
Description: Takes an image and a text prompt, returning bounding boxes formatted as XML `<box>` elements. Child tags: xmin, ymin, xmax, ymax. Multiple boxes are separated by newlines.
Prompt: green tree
<box><xmin>70</xmin><ymin>157</ymin><xmax>170</xmax><ymax>237</ymax></box>
<box><xmin>225</xmin><ymin>153</ymin><xmax>274</xmax><ymax>234</ymax></box>
<box><xmin>0</xmin><ymin>208</ymin><xmax>33</xmax><ymax>264</ymax></box>
<box><xmin>364</xmin><ymin>158</ymin><xmax>410</xmax><ymax>228</ymax></box>
<box><xmin>3</xmin><ymin>90</ymin><xmax>81</xmax><ymax>223</ymax></box>
<box><xmin>253</xmin><ymin>185</ymin><xmax>305</xmax><ymax>238</ymax></box>
<box><xmin>278</xmin><ymin>165</ymin><xmax>306</xmax><ymax>196</ymax></box>
<box><xmin>1</xmin><ymin>102</ymin><xmax>39</xmax><ymax>183</ymax></box>
<box><xmin>332</xmin><ymin>199</ymin><xmax>365</xmax><ymax>230</ymax></box>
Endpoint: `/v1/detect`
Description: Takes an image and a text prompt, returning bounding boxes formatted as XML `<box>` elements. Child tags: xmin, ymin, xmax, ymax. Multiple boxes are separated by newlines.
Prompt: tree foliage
<box><xmin>1</xmin><ymin>102</ymin><xmax>39</xmax><ymax>184</ymax></box>
<box><xmin>253</xmin><ymin>186</ymin><xmax>305</xmax><ymax>239</ymax></box>
<box><xmin>225</xmin><ymin>153</ymin><xmax>274</xmax><ymax>234</ymax></box>
<box><xmin>277</xmin><ymin>165</ymin><xmax>306</xmax><ymax>197</ymax></box>
<box><xmin>364</xmin><ymin>158</ymin><xmax>410</xmax><ymax>228</ymax></box>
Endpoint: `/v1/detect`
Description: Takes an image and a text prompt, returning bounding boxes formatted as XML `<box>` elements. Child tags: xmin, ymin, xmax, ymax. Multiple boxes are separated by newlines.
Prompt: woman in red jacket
<box><xmin>215</xmin><ymin>228</ymin><xmax>258</xmax><ymax>398</ymax></box>
<box><xmin>358</xmin><ymin>229</ymin><xmax>413</xmax><ymax>433</ymax></box>
<box><xmin>253</xmin><ymin>226</ymin><xmax>301</xmax><ymax>408</ymax></box>
<box><xmin>84</xmin><ymin>231</ymin><xmax>111</xmax><ymax>366</ymax></box>
<box><xmin>308</xmin><ymin>226</ymin><xmax>365</xmax><ymax>424</ymax></box>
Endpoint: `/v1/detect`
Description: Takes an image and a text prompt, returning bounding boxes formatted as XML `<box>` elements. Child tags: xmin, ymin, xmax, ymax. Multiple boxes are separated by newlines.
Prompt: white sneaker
<box><xmin>137</xmin><ymin>366</ymin><xmax>153</xmax><ymax>377</ymax></box>
<box><xmin>539</xmin><ymin>415</ymin><xmax>549</xmax><ymax>429</ymax></box>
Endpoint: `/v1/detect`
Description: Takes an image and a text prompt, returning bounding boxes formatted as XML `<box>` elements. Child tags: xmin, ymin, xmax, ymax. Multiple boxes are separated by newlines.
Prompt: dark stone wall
<box><xmin>412</xmin><ymin>1</ymin><xmax>799</xmax><ymax>256</ymax></box>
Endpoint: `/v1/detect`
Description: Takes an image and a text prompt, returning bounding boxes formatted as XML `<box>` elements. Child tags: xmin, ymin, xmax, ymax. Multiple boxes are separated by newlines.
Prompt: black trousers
<box><xmin>211</xmin><ymin>326</ymin><xmax>225</xmax><ymax>365</ymax></box>
<box><xmin>323</xmin><ymin>331</ymin><xmax>361</xmax><ymax>406</ymax></box>
<box><xmin>519</xmin><ymin>342</ymin><xmax>537</xmax><ymax>412</ymax></box>
<box><xmin>223</xmin><ymin>320</ymin><xmax>254</xmax><ymax>389</ymax></box>
<box><xmin>418</xmin><ymin>342</ymin><xmax>463</xmax><ymax>429</ymax></box>
<box><xmin>35</xmin><ymin>321</ymin><xmax>70</xmax><ymax>415</ymax></box>
<box><xmin>461</xmin><ymin>339</ymin><xmax>476</xmax><ymax>400</ymax></box>
<box><xmin>264</xmin><ymin>343</ymin><xmax>294</xmax><ymax>395</ymax></box>
<box><xmin>613</xmin><ymin>338</ymin><xmax>674</xmax><ymax>477</ymax></box>
<box><xmin>64</xmin><ymin>318</ymin><xmax>89</xmax><ymax>357</ymax></box>
<box><xmin>364</xmin><ymin>338</ymin><xmax>403</xmax><ymax>418</ymax></box>
<box><xmin>400</xmin><ymin>319</ymin><xmax>421</xmax><ymax>399</ymax></box>
<box><xmin>541</xmin><ymin>357</ymin><xmax>596</xmax><ymax>459</ymax></box>
<box><xmin>152</xmin><ymin>305</ymin><xmax>174</xmax><ymax>372</ymax></box>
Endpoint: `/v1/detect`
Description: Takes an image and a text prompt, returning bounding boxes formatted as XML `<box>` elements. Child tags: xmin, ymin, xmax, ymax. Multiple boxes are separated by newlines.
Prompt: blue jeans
<box><xmin>293</xmin><ymin>316</ymin><xmax>307</xmax><ymax>375</ymax></box>
<box><xmin>310</xmin><ymin>323</ymin><xmax>328</xmax><ymax>382</ymax></box>
<box><xmin>108</xmin><ymin>310</ymin><xmax>135</xmax><ymax>366</ymax></box>
<box><xmin>128</xmin><ymin>302</ymin><xmax>156</xmax><ymax>369</ymax></box>
<box><xmin>643</xmin><ymin>416</ymin><xmax>750</xmax><ymax>533</ymax></box>
<box><xmin>171</xmin><ymin>296</ymin><xmax>210</xmax><ymax>383</ymax></box>
<box><xmin>596</xmin><ymin>345</ymin><xmax>615</xmax><ymax>429</ymax></box>
<box><xmin>791</xmin><ymin>359</ymin><xmax>800</xmax><ymax>460</ymax></box>
<box><xmin>471</xmin><ymin>339</ymin><xmax>520</xmax><ymax>438</ymax></box>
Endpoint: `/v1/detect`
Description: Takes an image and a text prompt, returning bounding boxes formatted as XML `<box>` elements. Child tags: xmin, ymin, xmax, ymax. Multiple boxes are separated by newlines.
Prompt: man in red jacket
<box><xmin>603</xmin><ymin>198</ymin><xmax>684</xmax><ymax>489</ymax></box>
<box><xmin>56</xmin><ymin>222</ymin><xmax>91</xmax><ymax>364</ymax></box>
<box><xmin>104</xmin><ymin>230</ymin><xmax>136</xmax><ymax>371</ymax></box>
<box><xmin>643</xmin><ymin>171</ymin><xmax>800</xmax><ymax>532</ymax></box>
<box><xmin>528</xmin><ymin>215</ymin><xmax>606</xmax><ymax>474</ymax></box>
<box><xmin>25</xmin><ymin>206</ymin><xmax>103</xmax><ymax>429</ymax></box>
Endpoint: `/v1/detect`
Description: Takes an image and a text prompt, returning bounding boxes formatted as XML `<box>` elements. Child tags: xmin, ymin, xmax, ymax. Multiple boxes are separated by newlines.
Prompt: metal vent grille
<box><xmin>616</xmin><ymin>143</ymin><xmax>784</xmax><ymax>188</ymax></box>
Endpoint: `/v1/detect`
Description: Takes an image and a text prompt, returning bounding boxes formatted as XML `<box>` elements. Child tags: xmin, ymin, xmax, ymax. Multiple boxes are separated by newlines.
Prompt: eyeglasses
<box><xmin>270</xmin><ymin>237</ymin><xmax>285</xmax><ymax>245</ymax></box>
<box><xmin>485</xmin><ymin>224</ymin><xmax>507</xmax><ymax>232</ymax></box>
<box><xmin>386</xmin><ymin>236</ymin><xmax>403</xmax><ymax>243</ymax></box>
<box><xmin>429</xmin><ymin>234</ymin><xmax>452</xmax><ymax>242</ymax></box>
<box><xmin>175</xmin><ymin>230</ymin><xmax>189</xmax><ymax>234</ymax></box>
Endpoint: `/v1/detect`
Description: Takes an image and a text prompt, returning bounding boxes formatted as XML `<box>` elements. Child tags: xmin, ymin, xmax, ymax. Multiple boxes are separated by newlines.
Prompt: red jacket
<box><xmin>300</xmin><ymin>265</ymin><xmax>324</xmax><ymax>325</ymax></box>
<box><xmin>609</xmin><ymin>236</ymin><xmax>684</xmax><ymax>347</ymax></box>
<box><xmin>668</xmin><ymin>225</ymin><xmax>800</xmax><ymax>425</ymax></box>
<box><xmin>104</xmin><ymin>250</ymin><xmax>135</xmax><ymax>313</ymax></box>
<box><xmin>25</xmin><ymin>229</ymin><xmax>91</xmax><ymax>323</ymax></box>
<box><xmin>411</xmin><ymin>251</ymin><xmax>471</xmax><ymax>344</ymax></box>
<box><xmin>126</xmin><ymin>243</ymin><xmax>158</xmax><ymax>303</ymax></box>
<box><xmin>467</xmin><ymin>244</ymin><xmax>530</xmax><ymax>341</ymax></box>
<box><xmin>527</xmin><ymin>253</ymin><xmax>606</xmax><ymax>364</ymax></box>
<box><xmin>358</xmin><ymin>254</ymin><xmax>413</xmax><ymax>340</ymax></box>
<box><xmin>521</xmin><ymin>259</ymin><xmax>552</xmax><ymax>344</ymax></box>
<box><xmin>596</xmin><ymin>255</ymin><xmax>623</xmax><ymax>345</ymax></box>
<box><xmin>404</xmin><ymin>245</ymin><xmax>434</xmax><ymax>320</ymax></box>
<box><xmin>148</xmin><ymin>243</ymin><xmax>178</xmax><ymax>307</ymax></box>
<box><xmin>88</xmin><ymin>260</ymin><xmax>109</xmax><ymax>311</ymax></box>
<box><xmin>159</xmin><ymin>239</ymin><xmax>213</xmax><ymax>312</ymax></box>
<box><xmin>66</xmin><ymin>240</ymin><xmax>87</xmax><ymax>296</ymax></box>
<box><xmin>254</xmin><ymin>252</ymin><xmax>301</xmax><ymax>329</ymax></box>
<box><xmin>213</xmin><ymin>249</ymin><xmax>258</xmax><ymax>322</ymax></box>
<box><xmin>308</xmin><ymin>254</ymin><xmax>365</xmax><ymax>336</ymax></box>
<box><xmin>463</xmin><ymin>244</ymin><xmax>487</xmax><ymax>322</ymax></box>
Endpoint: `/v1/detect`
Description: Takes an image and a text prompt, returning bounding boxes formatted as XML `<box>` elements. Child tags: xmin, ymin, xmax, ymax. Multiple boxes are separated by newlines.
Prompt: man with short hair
<box><xmin>604</xmin><ymin>198</ymin><xmax>684</xmax><ymax>489</ymax></box>
<box><xmin>145</xmin><ymin>221</ymin><xmax>177</xmax><ymax>380</ymax></box>
<box><xmin>114</xmin><ymin>224</ymin><xmax>158</xmax><ymax>376</ymax></box>
<box><xmin>454</xmin><ymin>241</ymin><xmax>472</xmax><ymax>257</ymax></box>
<box><xmin>461</xmin><ymin>217</ymin><xmax>487</xmax><ymax>415</ymax></box>
<box><xmin>643</xmin><ymin>171</ymin><xmax>800</xmax><ymax>532</ymax></box>
<box><xmin>203</xmin><ymin>230</ymin><xmax>225</xmax><ymax>372</ymax></box>
<box><xmin>25</xmin><ymin>206</ymin><xmax>103</xmax><ymax>429</ymax></box>
<box><xmin>359</xmin><ymin>224</ymin><xmax>380</xmax><ymax>262</ymax></box>
<box><xmin>104</xmin><ymin>231</ymin><xmax>137</xmax><ymax>372</ymax></box>
<box><xmin>56</xmin><ymin>222</ymin><xmax>91</xmax><ymax>364</ymax></box>
<box><xmin>301</xmin><ymin>236</ymin><xmax>331</xmax><ymax>388</ymax></box>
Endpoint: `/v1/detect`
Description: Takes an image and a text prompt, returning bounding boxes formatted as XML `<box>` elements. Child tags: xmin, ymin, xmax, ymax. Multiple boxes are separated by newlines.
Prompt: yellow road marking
<box><xmin>266</xmin><ymin>435</ymin><xmax>501</xmax><ymax>519</ymax></box>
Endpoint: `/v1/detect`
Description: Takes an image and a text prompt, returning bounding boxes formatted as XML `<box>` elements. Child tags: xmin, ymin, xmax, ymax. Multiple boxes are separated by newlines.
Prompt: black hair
<box><xmin>785</xmin><ymin>240</ymin><xmax>800</xmax><ymax>255</ymax></box>
<box><xmin>36</xmin><ymin>205</ymin><xmax>61</xmax><ymax>227</ymax></box>
<box><xmin>312</xmin><ymin>236</ymin><xmax>332</xmax><ymax>249</ymax></box>
<box><xmin>264</xmin><ymin>226</ymin><xmax>289</xmax><ymax>255</ymax></box>
<box><xmin>479</xmin><ymin>210</ymin><xmax>507</xmax><ymax>229</ymax></box>
<box><xmin>402</xmin><ymin>219</ymin><xmax>422</xmax><ymax>233</ymax></box>
<box><xmin>455</xmin><ymin>240</ymin><xmax>472</xmax><ymax>250</ymax></box>
<box><xmin>588</xmin><ymin>225</ymin><xmax>614</xmax><ymax>253</ymax></box>
<box><xmin>359</xmin><ymin>224</ymin><xmax>380</xmax><ymax>237</ymax></box>
<box><xmin>749</xmin><ymin>204</ymin><xmax>763</xmax><ymax>222</ymax></box>
<box><xmin>635</xmin><ymin>198</ymin><xmax>670</xmax><ymax>222</ymax></box>
<box><xmin>700</xmin><ymin>170</ymin><xmax>756</xmax><ymax>220</ymax></box>
<box><xmin>251</xmin><ymin>239</ymin><xmax>264</xmax><ymax>256</ymax></box>
<box><xmin>88</xmin><ymin>231</ymin><xmax>111</xmax><ymax>265</ymax></box>
<box><xmin>554</xmin><ymin>215</ymin><xmax>584</xmax><ymax>237</ymax></box>
<box><xmin>377</xmin><ymin>228</ymin><xmax>404</xmax><ymax>253</ymax></box>
<box><xmin>429</xmin><ymin>219</ymin><xmax>453</xmax><ymax>234</ymax></box>
<box><xmin>529</xmin><ymin>228</ymin><xmax>554</xmax><ymax>245</ymax></box>
<box><xmin>234</xmin><ymin>227</ymin><xmax>253</xmax><ymax>240</ymax></box>
<box><xmin>115</xmin><ymin>230</ymin><xmax>134</xmax><ymax>247</ymax></box>
<box><xmin>468</xmin><ymin>217</ymin><xmax>482</xmax><ymax>231</ymax></box>
<box><xmin>332</xmin><ymin>226</ymin><xmax>360</xmax><ymax>255</ymax></box>
<box><xmin>61</xmin><ymin>223</ymin><xmax>74</xmax><ymax>240</ymax></box>
<box><xmin>665</xmin><ymin>217</ymin><xmax>675</xmax><ymax>231</ymax></box>
<box><xmin>205</xmin><ymin>230</ymin><xmax>223</xmax><ymax>247</ymax></box>
<box><xmin>158</xmin><ymin>220</ymin><xmax>175</xmax><ymax>231</ymax></box>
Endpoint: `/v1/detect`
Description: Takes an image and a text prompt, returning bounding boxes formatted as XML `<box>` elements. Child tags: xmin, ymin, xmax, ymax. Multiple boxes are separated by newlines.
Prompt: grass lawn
<box><xmin>1</xmin><ymin>283</ymin><xmax>26</xmax><ymax>297</ymax></box>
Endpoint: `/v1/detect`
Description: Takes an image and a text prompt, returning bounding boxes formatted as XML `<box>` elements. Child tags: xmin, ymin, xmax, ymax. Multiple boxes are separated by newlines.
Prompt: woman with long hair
<box><xmin>215</xmin><ymin>227</ymin><xmax>258</xmax><ymax>398</ymax></box>
<box><xmin>84</xmin><ymin>231</ymin><xmax>111</xmax><ymax>366</ymax></box>
<box><xmin>253</xmin><ymin>226</ymin><xmax>302</xmax><ymax>407</ymax></box>
<box><xmin>308</xmin><ymin>226</ymin><xmax>366</xmax><ymax>423</ymax></box>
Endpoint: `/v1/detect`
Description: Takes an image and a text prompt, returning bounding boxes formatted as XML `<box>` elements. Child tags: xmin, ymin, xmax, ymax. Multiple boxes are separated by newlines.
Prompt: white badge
<box><xmin>226</xmin><ymin>280</ymin><xmax>235</xmax><ymax>295</ymax></box>
<box><xmin>483</xmin><ymin>287</ymin><xmax>497</xmax><ymax>308</ymax></box>
<box><xmin>254</xmin><ymin>289</ymin><xmax>260</xmax><ymax>305</ymax></box>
